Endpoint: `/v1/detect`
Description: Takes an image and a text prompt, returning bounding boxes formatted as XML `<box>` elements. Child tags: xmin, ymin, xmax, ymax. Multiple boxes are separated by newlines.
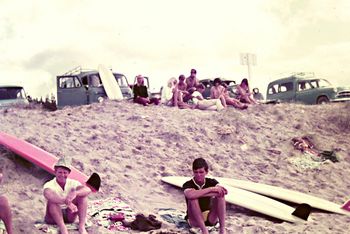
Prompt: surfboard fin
<box><xmin>340</xmin><ymin>199</ymin><xmax>350</xmax><ymax>211</ymax></box>
<box><xmin>292</xmin><ymin>203</ymin><xmax>311</xmax><ymax>221</ymax></box>
<box><xmin>86</xmin><ymin>173</ymin><xmax>101</xmax><ymax>192</ymax></box>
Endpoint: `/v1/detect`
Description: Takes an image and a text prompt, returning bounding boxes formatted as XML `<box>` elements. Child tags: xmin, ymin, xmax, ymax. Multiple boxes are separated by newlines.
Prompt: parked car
<box><xmin>57</xmin><ymin>67</ymin><xmax>133</xmax><ymax>107</ymax></box>
<box><xmin>0</xmin><ymin>86</ymin><xmax>29</xmax><ymax>108</ymax></box>
<box><xmin>266</xmin><ymin>74</ymin><xmax>350</xmax><ymax>104</ymax></box>
<box><xmin>199</xmin><ymin>78</ymin><xmax>237</xmax><ymax>99</ymax></box>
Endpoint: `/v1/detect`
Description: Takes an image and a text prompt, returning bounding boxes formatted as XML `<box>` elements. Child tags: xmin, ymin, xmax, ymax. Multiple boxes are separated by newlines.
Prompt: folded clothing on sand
<box><xmin>88</xmin><ymin>196</ymin><xmax>136</xmax><ymax>231</ymax></box>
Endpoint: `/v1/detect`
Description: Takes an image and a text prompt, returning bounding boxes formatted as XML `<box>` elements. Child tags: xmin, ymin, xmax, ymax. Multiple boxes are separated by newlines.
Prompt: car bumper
<box><xmin>330</xmin><ymin>97</ymin><xmax>350</xmax><ymax>103</ymax></box>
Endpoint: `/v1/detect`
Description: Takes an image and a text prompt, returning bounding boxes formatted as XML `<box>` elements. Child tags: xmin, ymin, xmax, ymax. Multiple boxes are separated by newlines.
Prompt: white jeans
<box><xmin>197</xmin><ymin>99</ymin><xmax>224</xmax><ymax>111</ymax></box>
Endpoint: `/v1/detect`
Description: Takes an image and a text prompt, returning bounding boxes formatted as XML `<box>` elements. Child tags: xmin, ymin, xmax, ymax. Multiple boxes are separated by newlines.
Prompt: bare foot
<box><xmin>79</xmin><ymin>227</ymin><xmax>88</xmax><ymax>234</ymax></box>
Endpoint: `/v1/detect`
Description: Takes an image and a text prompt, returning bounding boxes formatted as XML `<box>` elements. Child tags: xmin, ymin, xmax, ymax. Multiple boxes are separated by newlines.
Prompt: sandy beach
<box><xmin>1</xmin><ymin>101</ymin><xmax>350</xmax><ymax>233</ymax></box>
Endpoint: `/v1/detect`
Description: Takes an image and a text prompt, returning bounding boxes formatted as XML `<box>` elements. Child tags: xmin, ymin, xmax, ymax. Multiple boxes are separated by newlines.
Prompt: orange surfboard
<box><xmin>0</xmin><ymin>132</ymin><xmax>100</xmax><ymax>192</ymax></box>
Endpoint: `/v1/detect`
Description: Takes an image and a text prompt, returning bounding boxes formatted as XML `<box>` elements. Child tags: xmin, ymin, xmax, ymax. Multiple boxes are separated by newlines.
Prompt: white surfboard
<box><xmin>218</xmin><ymin>177</ymin><xmax>350</xmax><ymax>216</ymax></box>
<box><xmin>98</xmin><ymin>64</ymin><xmax>123</xmax><ymax>100</ymax></box>
<box><xmin>161</xmin><ymin>176</ymin><xmax>309</xmax><ymax>223</ymax></box>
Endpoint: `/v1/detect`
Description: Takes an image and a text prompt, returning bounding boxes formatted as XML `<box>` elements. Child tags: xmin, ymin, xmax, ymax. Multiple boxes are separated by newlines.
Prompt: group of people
<box><xmin>132</xmin><ymin>68</ymin><xmax>260</xmax><ymax>111</ymax></box>
<box><xmin>1</xmin><ymin>157</ymin><xmax>226</xmax><ymax>234</ymax></box>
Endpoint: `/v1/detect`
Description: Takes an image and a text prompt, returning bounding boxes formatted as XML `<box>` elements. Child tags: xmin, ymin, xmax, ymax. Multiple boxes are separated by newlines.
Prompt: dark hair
<box><xmin>192</xmin><ymin>158</ymin><xmax>209</xmax><ymax>171</ymax></box>
<box><xmin>241</xmin><ymin>78</ymin><xmax>249</xmax><ymax>86</ymax></box>
<box><xmin>190</xmin><ymin>69</ymin><xmax>197</xmax><ymax>74</ymax></box>
<box><xmin>179</xmin><ymin>74</ymin><xmax>185</xmax><ymax>80</ymax></box>
<box><xmin>213</xmin><ymin>78</ymin><xmax>222</xmax><ymax>85</ymax></box>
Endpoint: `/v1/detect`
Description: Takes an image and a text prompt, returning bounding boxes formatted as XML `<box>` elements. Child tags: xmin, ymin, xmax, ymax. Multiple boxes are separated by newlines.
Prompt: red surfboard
<box><xmin>0</xmin><ymin>132</ymin><xmax>100</xmax><ymax>192</ymax></box>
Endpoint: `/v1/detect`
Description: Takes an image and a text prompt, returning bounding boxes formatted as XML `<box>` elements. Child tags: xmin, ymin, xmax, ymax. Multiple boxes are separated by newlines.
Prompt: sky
<box><xmin>1</xmin><ymin>0</ymin><xmax>350</xmax><ymax>98</ymax></box>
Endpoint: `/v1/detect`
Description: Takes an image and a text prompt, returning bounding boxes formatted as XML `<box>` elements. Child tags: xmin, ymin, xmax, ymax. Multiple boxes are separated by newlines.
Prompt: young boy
<box><xmin>182</xmin><ymin>158</ymin><xmax>227</xmax><ymax>234</ymax></box>
<box><xmin>43</xmin><ymin>157</ymin><xmax>91</xmax><ymax>234</ymax></box>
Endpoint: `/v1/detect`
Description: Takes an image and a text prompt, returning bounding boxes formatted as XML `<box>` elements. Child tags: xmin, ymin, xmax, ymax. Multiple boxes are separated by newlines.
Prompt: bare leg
<box><xmin>77</xmin><ymin>196</ymin><xmax>88</xmax><ymax>234</ymax></box>
<box><xmin>226</xmin><ymin>98</ymin><xmax>248</xmax><ymax>109</ymax></box>
<box><xmin>187</xmin><ymin>199</ymin><xmax>209</xmax><ymax>234</ymax></box>
<box><xmin>0</xmin><ymin>196</ymin><xmax>13</xmax><ymax>234</ymax></box>
<box><xmin>208</xmin><ymin>196</ymin><xmax>226</xmax><ymax>234</ymax></box>
<box><xmin>46</xmin><ymin>202</ymin><xmax>68</xmax><ymax>234</ymax></box>
<box><xmin>219</xmin><ymin>95</ymin><xmax>227</xmax><ymax>108</ymax></box>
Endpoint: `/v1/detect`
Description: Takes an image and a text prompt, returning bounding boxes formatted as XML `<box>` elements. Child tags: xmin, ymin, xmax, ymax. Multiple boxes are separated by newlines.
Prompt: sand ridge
<box><xmin>0</xmin><ymin>101</ymin><xmax>350</xmax><ymax>233</ymax></box>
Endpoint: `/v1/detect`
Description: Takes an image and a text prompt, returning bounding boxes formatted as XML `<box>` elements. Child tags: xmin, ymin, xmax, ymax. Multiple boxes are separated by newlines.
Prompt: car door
<box><xmin>57</xmin><ymin>76</ymin><xmax>87</xmax><ymax>107</ymax></box>
<box><xmin>86</xmin><ymin>74</ymin><xmax>106</xmax><ymax>103</ymax></box>
<box><xmin>295</xmin><ymin>81</ymin><xmax>318</xmax><ymax>104</ymax></box>
<box><xmin>267</xmin><ymin>82</ymin><xmax>295</xmax><ymax>102</ymax></box>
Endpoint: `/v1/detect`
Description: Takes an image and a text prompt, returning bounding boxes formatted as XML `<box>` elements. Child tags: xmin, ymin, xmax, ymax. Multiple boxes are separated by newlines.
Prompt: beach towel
<box><xmin>157</xmin><ymin>208</ymin><xmax>219</xmax><ymax>233</ymax></box>
<box><xmin>34</xmin><ymin>220</ymin><xmax>92</xmax><ymax>234</ymax></box>
<box><xmin>88</xmin><ymin>196</ymin><xmax>136</xmax><ymax>231</ymax></box>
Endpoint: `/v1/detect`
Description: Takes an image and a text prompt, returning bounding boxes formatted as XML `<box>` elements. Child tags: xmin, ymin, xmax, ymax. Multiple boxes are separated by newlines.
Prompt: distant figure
<box><xmin>183</xmin><ymin>158</ymin><xmax>227</xmax><ymax>234</ymax></box>
<box><xmin>221</xmin><ymin>83</ymin><xmax>248</xmax><ymax>110</ymax></box>
<box><xmin>0</xmin><ymin>171</ymin><xmax>13</xmax><ymax>234</ymax></box>
<box><xmin>252</xmin><ymin>88</ymin><xmax>264</xmax><ymax>101</ymax></box>
<box><xmin>186</xmin><ymin>69</ymin><xmax>200</xmax><ymax>92</ymax></box>
<box><xmin>192</xmin><ymin>84</ymin><xmax>224</xmax><ymax>111</ymax></box>
<box><xmin>43</xmin><ymin>157</ymin><xmax>91</xmax><ymax>234</ymax></box>
<box><xmin>210</xmin><ymin>78</ymin><xmax>227</xmax><ymax>108</ymax></box>
<box><xmin>133</xmin><ymin>75</ymin><xmax>160</xmax><ymax>106</ymax></box>
<box><xmin>236</xmin><ymin>78</ymin><xmax>258</xmax><ymax>104</ymax></box>
<box><xmin>172</xmin><ymin>75</ymin><xmax>194</xmax><ymax>109</ymax></box>
<box><xmin>161</xmin><ymin>77</ymin><xmax>177</xmax><ymax>106</ymax></box>
<box><xmin>182</xmin><ymin>69</ymin><xmax>199</xmax><ymax>102</ymax></box>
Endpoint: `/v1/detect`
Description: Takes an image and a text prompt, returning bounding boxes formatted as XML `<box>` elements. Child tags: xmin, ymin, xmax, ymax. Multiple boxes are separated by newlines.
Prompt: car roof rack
<box><xmin>62</xmin><ymin>66</ymin><xmax>96</xmax><ymax>76</ymax></box>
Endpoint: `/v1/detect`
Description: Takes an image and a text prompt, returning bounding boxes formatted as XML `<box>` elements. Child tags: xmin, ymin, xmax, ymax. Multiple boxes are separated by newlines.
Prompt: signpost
<box><xmin>240</xmin><ymin>53</ymin><xmax>257</xmax><ymax>83</ymax></box>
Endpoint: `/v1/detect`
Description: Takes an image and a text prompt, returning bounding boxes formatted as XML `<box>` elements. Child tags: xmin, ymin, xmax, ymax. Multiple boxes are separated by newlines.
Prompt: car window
<box><xmin>268</xmin><ymin>84</ymin><xmax>278</xmax><ymax>94</ymax></box>
<box><xmin>279</xmin><ymin>82</ymin><xmax>293</xmax><ymax>93</ymax></box>
<box><xmin>115</xmin><ymin>75</ymin><xmax>128</xmax><ymax>87</ymax></box>
<box><xmin>298</xmin><ymin>81</ymin><xmax>313</xmax><ymax>91</ymax></box>
<box><xmin>0</xmin><ymin>87</ymin><xmax>25</xmax><ymax>100</ymax></box>
<box><xmin>318</xmin><ymin>79</ymin><xmax>331</xmax><ymax>87</ymax></box>
<box><xmin>59</xmin><ymin>77</ymin><xmax>79</xmax><ymax>88</ymax></box>
<box><xmin>74</xmin><ymin>77</ymin><xmax>82</xmax><ymax>87</ymax></box>
<box><xmin>89</xmin><ymin>74</ymin><xmax>102</xmax><ymax>87</ymax></box>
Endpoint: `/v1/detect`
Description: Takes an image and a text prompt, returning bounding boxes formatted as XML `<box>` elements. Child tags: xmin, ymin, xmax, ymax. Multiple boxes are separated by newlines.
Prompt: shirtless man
<box><xmin>0</xmin><ymin>170</ymin><xmax>13</xmax><ymax>234</ymax></box>
<box><xmin>183</xmin><ymin>158</ymin><xmax>227</xmax><ymax>234</ymax></box>
<box><xmin>186</xmin><ymin>69</ymin><xmax>200</xmax><ymax>92</ymax></box>
<box><xmin>43</xmin><ymin>157</ymin><xmax>91</xmax><ymax>234</ymax></box>
<box><xmin>173</xmin><ymin>75</ymin><xmax>193</xmax><ymax>109</ymax></box>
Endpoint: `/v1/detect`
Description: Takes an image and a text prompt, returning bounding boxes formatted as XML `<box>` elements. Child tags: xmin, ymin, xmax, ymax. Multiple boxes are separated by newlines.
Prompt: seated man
<box><xmin>43</xmin><ymin>157</ymin><xmax>91</xmax><ymax>234</ymax></box>
<box><xmin>183</xmin><ymin>158</ymin><xmax>227</xmax><ymax>234</ymax></box>
<box><xmin>0</xmin><ymin>170</ymin><xmax>13</xmax><ymax>234</ymax></box>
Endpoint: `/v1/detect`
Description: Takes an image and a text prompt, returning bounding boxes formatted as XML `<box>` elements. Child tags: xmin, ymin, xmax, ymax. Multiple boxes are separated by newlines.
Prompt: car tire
<box><xmin>317</xmin><ymin>96</ymin><xmax>329</xmax><ymax>104</ymax></box>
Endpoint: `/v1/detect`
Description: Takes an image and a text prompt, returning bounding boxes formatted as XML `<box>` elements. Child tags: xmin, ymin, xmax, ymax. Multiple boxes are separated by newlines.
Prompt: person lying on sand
<box><xmin>192</xmin><ymin>84</ymin><xmax>224</xmax><ymax>111</ymax></box>
<box><xmin>0</xmin><ymin>170</ymin><xmax>13</xmax><ymax>234</ymax></box>
<box><xmin>182</xmin><ymin>158</ymin><xmax>227</xmax><ymax>234</ymax></box>
<box><xmin>133</xmin><ymin>75</ymin><xmax>160</xmax><ymax>106</ymax></box>
<box><xmin>43</xmin><ymin>157</ymin><xmax>91</xmax><ymax>234</ymax></box>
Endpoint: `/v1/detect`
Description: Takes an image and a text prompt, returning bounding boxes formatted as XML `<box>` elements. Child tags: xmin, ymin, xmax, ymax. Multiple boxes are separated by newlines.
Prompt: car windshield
<box><xmin>114</xmin><ymin>74</ymin><xmax>129</xmax><ymax>87</ymax></box>
<box><xmin>317</xmin><ymin>79</ymin><xmax>332</xmax><ymax>87</ymax></box>
<box><xmin>0</xmin><ymin>87</ymin><xmax>26</xmax><ymax>100</ymax></box>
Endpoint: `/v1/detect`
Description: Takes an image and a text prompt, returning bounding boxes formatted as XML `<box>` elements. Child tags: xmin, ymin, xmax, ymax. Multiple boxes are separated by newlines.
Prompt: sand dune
<box><xmin>1</xmin><ymin>101</ymin><xmax>350</xmax><ymax>233</ymax></box>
